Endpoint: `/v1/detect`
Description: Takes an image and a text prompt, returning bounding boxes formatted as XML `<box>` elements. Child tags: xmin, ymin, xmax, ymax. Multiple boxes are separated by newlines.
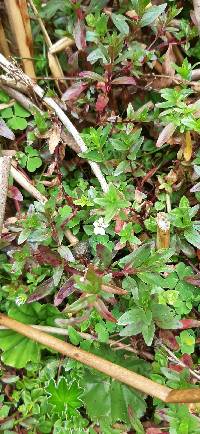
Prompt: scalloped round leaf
<box><xmin>0</xmin><ymin>329</ymin><xmax>40</xmax><ymax>368</ymax></box>
<box><xmin>0</xmin><ymin>303</ymin><xmax>63</xmax><ymax>368</ymax></box>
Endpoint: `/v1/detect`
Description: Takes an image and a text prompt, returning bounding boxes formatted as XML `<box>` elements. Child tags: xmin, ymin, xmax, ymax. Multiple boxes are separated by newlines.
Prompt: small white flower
<box><xmin>93</xmin><ymin>217</ymin><xmax>108</xmax><ymax>235</ymax></box>
<box><xmin>15</xmin><ymin>294</ymin><xmax>27</xmax><ymax>306</ymax></box>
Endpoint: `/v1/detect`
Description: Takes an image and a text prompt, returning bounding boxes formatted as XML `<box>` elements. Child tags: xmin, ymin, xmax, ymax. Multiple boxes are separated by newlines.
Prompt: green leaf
<box><xmin>94</xmin><ymin>184</ymin><xmax>131</xmax><ymax>223</ymax></box>
<box><xmin>0</xmin><ymin>107</ymin><xmax>13</xmax><ymax>118</ymax></box>
<box><xmin>142</xmin><ymin>321</ymin><xmax>155</xmax><ymax>346</ymax></box>
<box><xmin>46</xmin><ymin>378</ymin><xmax>82</xmax><ymax>414</ymax></box>
<box><xmin>7</xmin><ymin>116</ymin><xmax>28</xmax><ymax>130</ymax></box>
<box><xmin>0</xmin><ymin>303</ymin><xmax>63</xmax><ymax>368</ymax></box>
<box><xmin>95</xmin><ymin>322</ymin><xmax>109</xmax><ymax>343</ymax></box>
<box><xmin>140</xmin><ymin>4</ymin><xmax>167</xmax><ymax>27</ymax></box>
<box><xmin>151</xmin><ymin>303</ymin><xmax>180</xmax><ymax>329</ymax></box>
<box><xmin>184</xmin><ymin>227</ymin><xmax>200</xmax><ymax>248</ymax></box>
<box><xmin>176</xmin><ymin>330</ymin><xmax>195</xmax><ymax>355</ymax></box>
<box><xmin>18</xmin><ymin>228</ymin><xmax>31</xmax><ymax>245</ymax></box>
<box><xmin>0</xmin><ymin>329</ymin><xmax>40</xmax><ymax>368</ymax></box>
<box><xmin>14</xmin><ymin>103</ymin><xmax>30</xmax><ymax>118</ymax></box>
<box><xmin>118</xmin><ymin>307</ymin><xmax>147</xmax><ymax>336</ymax></box>
<box><xmin>87</xmin><ymin>48</ymin><xmax>108</xmax><ymax>64</ymax></box>
<box><xmin>0</xmin><ymin>405</ymin><xmax>10</xmax><ymax>419</ymax></box>
<box><xmin>81</xmin><ymin>370</ymin><xmax>146</xmax><ymax>424</ymax></box>
<box><xmin>111</xmin><ymin>13</ymin><xmax>129</xmax><ymax>35</ymax></box>
<box><xmin>27</xmin><ymin>156</ymin><xmax>42</xmax><ymax>172</ymax></box>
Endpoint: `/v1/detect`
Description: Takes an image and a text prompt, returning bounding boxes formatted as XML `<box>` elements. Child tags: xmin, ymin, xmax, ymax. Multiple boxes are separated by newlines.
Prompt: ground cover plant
<box><xmin>1</xmin><ymin>0</ymin><xmax>200</xmax><ymax>432</ymax></box>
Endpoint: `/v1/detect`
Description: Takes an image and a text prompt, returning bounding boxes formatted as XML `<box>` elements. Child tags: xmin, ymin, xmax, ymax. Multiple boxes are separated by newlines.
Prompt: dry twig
<box><xmin>0</xmin><ymin>156</ymin><xmax>12</xmax><ymax>236</ymax></box>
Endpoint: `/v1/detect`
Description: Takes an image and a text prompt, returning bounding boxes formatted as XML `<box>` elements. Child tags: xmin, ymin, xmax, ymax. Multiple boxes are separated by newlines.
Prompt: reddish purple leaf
<box><xmin>94</xmin><ymin>299</ymin><xmax>116</xmax><ymax>322</ymax></box>
<box><xmin>73</xmin><ymin>19</ymin><xmax>86</xmax><ymax>50</ymax></box>
<box><xmin>26</xmin><ymin>277</ymin><xmax>55</xmax><ymax>303</ymax></box>
<box><xmin>111</xmin><ymin>76</ymin><xmax>136</xmax><ymax>85</ymax></box>
<box><xmin>95</xmin><ymin>94</ymin><xmax>109</xmax><ymax>112</ymax></box>
<box><xmin>185</xmin><ymin>274</ymin><xmax>200</xmax><ymax>286</ymax></box>
<box><xmin>178</xmin><ymin>319</ymin><xmax>200</xmax><ymax>329</ymax></box>
<box><xmin>61</xmin><ymin>83</ymin><xmax>87</xmax><ymax>102</ymax></box>
<box><xmin>34</xmin><ymin>246</ymin><xmax>62</xmax><ymax>267</ymax></box>
<box><xmin>181</xmin><ymin>353</ymin><xmax>193</xmax><ymax>368</ymax></box>
<box><xmin>0</xmin><ymin>118</ymin><xmax>15</xmax><ymax>140</ymax></box>
<box><xmin>168</xmin><ymin>363</ymin><xmax>183</xmax><ymax>373</ymax></box>
<box><xmin>159</xmin><ymin>329</ymin><xmax>179</xmax><ymax>351</ymax></box>
<box><xmin>8</xmin><ymin>186</ymin><xmax>23</xmax><ymax>201</ymax></box>
<box><xmin>54</xmin><ymin>278</ymin><xmax>75</xmax><ymax>306</ymax></box>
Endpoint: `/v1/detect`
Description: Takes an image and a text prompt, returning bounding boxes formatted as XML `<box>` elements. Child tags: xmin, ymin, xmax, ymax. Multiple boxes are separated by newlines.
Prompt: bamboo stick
<box><xmin>4</xmin><ymin>0</ymin><xmax>36</xmax><ymax>78</ymax></box>
<box><xmin>0</xmin><ymin>18</ymin><xmax>11</xmax><ymax>58</ymax></box>
<box><xmin>19</xmin><ymin>0</ymin><xmax>34</xmax><ymax>57</ymax></box>
<box><xmin>0</xmin><ymin>313</ymin><xmax>199</xmax><ymax>403</ymax></box>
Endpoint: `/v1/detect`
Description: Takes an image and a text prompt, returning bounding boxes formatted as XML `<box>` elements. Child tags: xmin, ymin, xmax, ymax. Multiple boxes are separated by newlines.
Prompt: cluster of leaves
<box><xmin>1</xmin><ymin>0</ymin><xmax>200</xmax><ymax>433</ymax></box>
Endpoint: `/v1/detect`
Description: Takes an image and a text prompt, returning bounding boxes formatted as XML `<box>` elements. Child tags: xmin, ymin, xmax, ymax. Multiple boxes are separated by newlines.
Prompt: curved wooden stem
<box><xmin>0</xmin><ymin>313</ymin><xmax>199</xmax><ymax>403</ymax></box>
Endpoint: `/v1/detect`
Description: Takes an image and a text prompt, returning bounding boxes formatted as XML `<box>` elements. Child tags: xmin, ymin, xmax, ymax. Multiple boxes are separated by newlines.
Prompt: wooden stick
<box><xmin>0</xmin><ymin>313</ymin><xmax>199</xmax><ymax>403</ymax></box>
<box><xmin>19</xmin><ymin>0</ymin><xmax>34</xmax><ymax>58</ymax></box>
<box><xmin>0</xmin><ymin>18</ymin><xmax>11</xmax><ymax>58</ymax></box>
<box><xmin>0</xmin><ymin>156</ymin><xmax>12</xmax><ymax>236</ymax></box>
<box><xmin>0</xmin><ymin>54</ymin><xmax>109</xmax><ymax>193</ymax></box>
<box><xmin>4</xmin><ymin>0</ymin><xmax>36</xmax><ymax>78</ymax></box>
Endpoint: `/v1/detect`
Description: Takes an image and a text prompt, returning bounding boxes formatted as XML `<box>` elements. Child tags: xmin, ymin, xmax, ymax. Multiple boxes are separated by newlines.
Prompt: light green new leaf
<box><xmin>27</xmin><ymin>156</ymin><xmax>42</xmax><ymax>172</ymax></box>
<box><xmin>46</xmin><ymin>378</ymin><xmax>82</xmax><ymax>414</ymax></box>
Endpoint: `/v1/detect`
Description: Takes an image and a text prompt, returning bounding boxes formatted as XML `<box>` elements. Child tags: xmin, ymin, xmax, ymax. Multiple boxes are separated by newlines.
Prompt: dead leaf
<box><xmin>0</xmin><ymin>118</ymin><xmax>15</xmax><ymax>140</ymax></box>
<box><xmin>49</xmin><ymin>37</ymin><xmax>74</xmax><ymax>54</ymax></box>
<box><xmin>48</xmin><ymin>123</ymin><xmax>61</xmax><ymax>154</ymax></box>
<box><xmin>156</xmin><ymin>123</ymin><xmax>176</xmax><ymax>148</ymax></box>
<box><xmin>184</xmin><ymin>131</ymin><xmax>192</xmax><ymax>162</ymax></box>
<box><xmin>162</xmin><ymin>45</ymin><xmax>176</xmax><ymax>80</ymax></box>
<box><xmin>73</xmin><ymin>19</ymin><xmax>86</xmax><ymax>51</ymax></box>
<box><xmin>111</xmin><ymin>76</ymin><xmax>136</xmax><ymax>85</ymax></box>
